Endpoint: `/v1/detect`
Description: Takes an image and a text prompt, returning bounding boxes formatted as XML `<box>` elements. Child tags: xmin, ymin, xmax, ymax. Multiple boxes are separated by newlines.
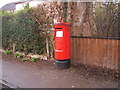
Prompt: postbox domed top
<box><xmin>55</xmin><ymin>22</ymin><xmax>70</xmax><ymax>26</ymax></box>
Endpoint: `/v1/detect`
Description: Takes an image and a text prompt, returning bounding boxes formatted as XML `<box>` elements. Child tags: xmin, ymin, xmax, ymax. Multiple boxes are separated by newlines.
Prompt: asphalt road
<box><xmin>2</xmin><ymin>54</ymin><xmax>118</xmax><ymax>88</ymax></box>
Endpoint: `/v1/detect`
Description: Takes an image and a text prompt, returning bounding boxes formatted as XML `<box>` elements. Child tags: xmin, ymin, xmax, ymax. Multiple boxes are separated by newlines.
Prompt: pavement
<box><xmin>1</xmin><ymin>54</ymin><xmax>118</xmax><ymax>88</ymax></box>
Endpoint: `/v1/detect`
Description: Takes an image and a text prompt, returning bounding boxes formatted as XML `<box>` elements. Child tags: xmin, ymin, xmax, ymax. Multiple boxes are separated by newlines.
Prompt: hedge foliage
<box><xmin>2</xmin><ymin>9</ymin><xmax>47</xmax><ymax>54</ymax></box>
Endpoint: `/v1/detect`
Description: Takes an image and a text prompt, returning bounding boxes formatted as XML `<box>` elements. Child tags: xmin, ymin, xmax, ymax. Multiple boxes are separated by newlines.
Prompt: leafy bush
<box><xmin>31</xmin><ymin>57</ymin><xmax>38</xmax><ymax>62</ymax></box>
<box><xmin>21</xmin><ymin>58</ymin><xmax>29</xmax><ymax>62</ymax></box>
<box><xmin>4</xmin><ymin>50</ymin><xmax>12</xmax><ymax>54</ymax></box>
<box><xmin>14</xmin><ymin>53</ymin><xmax>23</xmax><ymax>58</ymax></box>
<box><xmin>2</xmin><ymin>9</ymin><xmax>46</xmax><ymax>54</ymax></box>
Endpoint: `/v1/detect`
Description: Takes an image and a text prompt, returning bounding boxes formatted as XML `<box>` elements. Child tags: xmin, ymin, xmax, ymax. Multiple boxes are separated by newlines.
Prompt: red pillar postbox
<box><xmin>54</xmin><ymin>22</ymin><xmax>70</xmax><ymax>69</ymax></box>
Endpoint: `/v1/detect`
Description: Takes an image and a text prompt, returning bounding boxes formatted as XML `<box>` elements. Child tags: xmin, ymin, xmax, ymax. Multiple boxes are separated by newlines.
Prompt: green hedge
<box><xmin>2</xmin><ymin>9</ymin><xmax>46</xmax><ymax>54</ymax></box>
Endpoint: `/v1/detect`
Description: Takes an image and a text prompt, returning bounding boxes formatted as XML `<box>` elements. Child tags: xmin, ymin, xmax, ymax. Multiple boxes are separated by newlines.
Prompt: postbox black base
<box><xmin>55</xmin><ymin>59</ymin><xmax>70</xmax><ymax>69</ymax></box>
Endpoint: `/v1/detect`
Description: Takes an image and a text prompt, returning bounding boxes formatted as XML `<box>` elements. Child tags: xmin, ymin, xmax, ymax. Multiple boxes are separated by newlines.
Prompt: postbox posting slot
<box><xmin>55</xmin><ymin>28</ymin><xmax>63</xmax><ymax>29</ymax></box>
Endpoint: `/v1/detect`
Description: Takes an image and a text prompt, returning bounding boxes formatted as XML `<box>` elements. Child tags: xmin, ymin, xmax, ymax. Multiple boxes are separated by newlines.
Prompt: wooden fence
<box><xmin>70</xmin><ymin>37</ymin><xmax>119</xmax><ymax>70</ymax></box>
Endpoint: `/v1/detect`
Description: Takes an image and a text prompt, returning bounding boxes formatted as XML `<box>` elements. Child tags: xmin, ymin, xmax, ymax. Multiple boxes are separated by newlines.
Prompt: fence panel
<box><xmin>71</xmin><ymin>37</ymin><xmax>119</xmax><ymax>70</ymax></box>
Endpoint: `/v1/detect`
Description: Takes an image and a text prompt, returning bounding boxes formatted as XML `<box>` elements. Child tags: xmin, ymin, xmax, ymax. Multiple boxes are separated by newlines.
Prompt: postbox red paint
<box><xmin>54</xmin><ymin>22</ymin><xmax>70</xmax><ymax>69</ymax></box>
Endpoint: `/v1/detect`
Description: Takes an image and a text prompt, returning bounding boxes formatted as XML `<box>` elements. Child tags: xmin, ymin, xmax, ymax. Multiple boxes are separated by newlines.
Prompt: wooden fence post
<box><xmin>46</xmin><ymin>38</ymin><xmax>50</xmax><ymax>59</ymax></box>
<box><xmin>13</xmin><ymin>44</ymin><xmax>16</xmax><ymax>53</ymax></box>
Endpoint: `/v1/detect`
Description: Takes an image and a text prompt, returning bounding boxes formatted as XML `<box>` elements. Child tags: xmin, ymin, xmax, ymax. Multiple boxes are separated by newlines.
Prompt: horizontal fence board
<box><xmin>70</xmin><ymin>37</ymin><xmax>119</xmax><ymax>70</ymax></box>
<box><xmin>71</xmin><ymin>36</ymin><xmax>120</xmax><ymax>40</ymax></box>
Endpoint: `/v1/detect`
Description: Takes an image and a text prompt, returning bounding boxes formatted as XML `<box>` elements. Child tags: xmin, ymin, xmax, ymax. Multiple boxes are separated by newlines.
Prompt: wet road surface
<box><xmin>2</xmin><ymin>55</ymin><xmax>118</xmax><ymax>88</ymax></box>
